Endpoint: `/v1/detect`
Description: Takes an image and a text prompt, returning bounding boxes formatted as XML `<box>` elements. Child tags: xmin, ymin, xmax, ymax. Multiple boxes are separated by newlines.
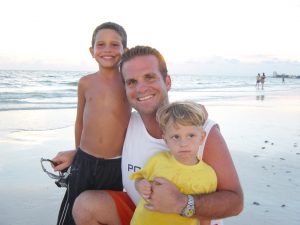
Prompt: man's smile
<box><xmin>137</xmin><ymin>95</ymin><xmax>154</xmax><ymax>101</ymax></box>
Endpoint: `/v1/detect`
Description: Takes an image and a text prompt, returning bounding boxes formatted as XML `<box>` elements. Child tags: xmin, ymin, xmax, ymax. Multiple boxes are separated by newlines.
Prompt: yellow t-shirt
<box><xmin>129</xmin><ymin>151</ymin><xmax>217</xmax><ymax>225</ymax></box>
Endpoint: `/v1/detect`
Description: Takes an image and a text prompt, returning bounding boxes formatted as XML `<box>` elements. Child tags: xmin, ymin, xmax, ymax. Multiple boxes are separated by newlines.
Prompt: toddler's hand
<box><xmin>136</xmin><ymin>179</ymin><xmax>152</xmax><ymax>200</ymax></box>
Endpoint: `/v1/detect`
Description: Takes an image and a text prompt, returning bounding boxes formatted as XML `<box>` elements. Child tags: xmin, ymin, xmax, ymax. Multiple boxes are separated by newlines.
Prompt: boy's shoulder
<box><xmin>79</xmin><ymin>72</ymin><xmax>98</xmax><ymax>83</ymax></box>
<box><xmin>81</xmin><ymin>72</ymin><xmax>98</xmax><ymax>80</ymax></box>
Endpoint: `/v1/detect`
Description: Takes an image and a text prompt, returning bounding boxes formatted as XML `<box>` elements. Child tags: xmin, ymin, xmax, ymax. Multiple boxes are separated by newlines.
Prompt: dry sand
<box><xmin>0</xmin><ymin>91</ymin><xmax>299</xmax><ymax>225</ymax></box>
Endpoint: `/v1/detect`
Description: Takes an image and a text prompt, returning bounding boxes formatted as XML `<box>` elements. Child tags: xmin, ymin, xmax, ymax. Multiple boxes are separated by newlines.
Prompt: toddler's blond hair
<box><xmin>156</xmin><ymin>101</ymin><xmax>207</xmax><ymax>131</ymax></box>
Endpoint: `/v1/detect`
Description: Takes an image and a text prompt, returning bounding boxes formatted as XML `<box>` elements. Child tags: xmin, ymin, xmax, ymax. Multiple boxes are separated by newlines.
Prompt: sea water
<box><xmin>1</xmin><ymin>69</ymin><xmax>299</xmax><ymax>134</ymax></box>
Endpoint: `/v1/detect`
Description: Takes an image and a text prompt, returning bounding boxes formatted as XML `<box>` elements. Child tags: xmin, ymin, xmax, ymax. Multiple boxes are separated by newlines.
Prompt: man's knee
<box><xmin>72</xmin><ymin>190</ymin><xmax>113</xmax><ymax>223</ymax></box>
<box><xmin>72</xmin><ymin>191</ymin><xmax>92</xmax><ymax>222</ymax></box>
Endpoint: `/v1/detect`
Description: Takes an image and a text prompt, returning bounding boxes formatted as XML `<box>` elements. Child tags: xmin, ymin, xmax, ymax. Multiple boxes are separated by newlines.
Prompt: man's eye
<box><xmin>188</xmin><ymin>134</ymin><xmax>195</xmax><ymax>138</ymax></box>
<box><xmin>145</xmin><ymin>74</ymin><xmax>155</xmax><ymax>81</ymax></box>
<box><xmin>126</xmin><ymin>80</ymin><xmax>137</xmax><ymax>87</ymax></box>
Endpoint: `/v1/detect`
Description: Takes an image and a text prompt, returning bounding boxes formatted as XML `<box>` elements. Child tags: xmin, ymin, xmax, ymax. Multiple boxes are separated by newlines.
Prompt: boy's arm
<box><xmin>75</xmin><ymin>77</ymin><xmax>86</xmax><ymax>148</ymax></box>
<box><xmin>51</xmin><ymin>78</ymin><xmax>86</xmax><ymax>171</ymax></box>
<box><xmin>145</xmin><ymin>126</ymin><xmax>243</xmax><ymax>219</ymax></box>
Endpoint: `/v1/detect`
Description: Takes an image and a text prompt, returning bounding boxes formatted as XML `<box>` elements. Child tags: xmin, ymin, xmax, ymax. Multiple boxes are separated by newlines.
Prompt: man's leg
<box><xmin>72</xmin><ymin>190</ymin><xmax>122</xmax><ymax>225</ymax></box>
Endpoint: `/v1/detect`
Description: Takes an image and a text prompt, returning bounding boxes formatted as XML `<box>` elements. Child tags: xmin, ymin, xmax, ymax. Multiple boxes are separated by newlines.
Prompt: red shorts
<box><xmin>105</xmin><ymin>191</ymin><xmax>136</xmax><ymax>225</ymax></box>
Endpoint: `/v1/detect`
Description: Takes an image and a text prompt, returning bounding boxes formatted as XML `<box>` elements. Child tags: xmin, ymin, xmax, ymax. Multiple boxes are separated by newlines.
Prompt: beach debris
<box><xmin>271</xmin><ymin>142</ymin><xmax>274</xmax><ymax>145</ymax></box>
<box><xmin>280</xmin><ymin>157</ymin><xmax>285</xmax><ymax>160</ymax></box>
<box><xmin>262</xmin><ymin>146</ymin><xmax>266</xmax><ymax>149</ymax></box>
<box><xmin>264</xmin><ymin>140</ymin><xmax>268</xmax><ymax>143</ymax></box>
<box><xmin>281</xmin><ymin>204</ymin><xmax>286</xmax><ymax>208</ymax></box>
<box><xmin>266</xmin><ymin>184</ymin><xmax>271</xmax><ymax>187</ymax></box>
<box><xmin>253</xmin><ymin>155</ymin><xmax>260</xmax><ymax>158</ymax></box>
<box><xmin>293</xmin><ymin>143</ymin><xmax>298</xmax><ymax>147</ymax></box>
<box><xmin>296</xmin><ymin>152</ymin><xmax>300</xmax><ymax>155</ymax></box>
<box><xmin>253</xmin><ymin>201</ymin><xmax>260</xmax><ymax>206</ymax></box>
<box><xmin>285</xmin><ymin>171</ymin><xmax>291</xmax><ymax>173</ymax></box>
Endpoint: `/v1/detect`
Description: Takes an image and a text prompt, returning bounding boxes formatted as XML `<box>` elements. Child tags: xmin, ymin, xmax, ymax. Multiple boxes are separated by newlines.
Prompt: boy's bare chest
<box><xmin>85</xmin><ymin>82</ymin><xmax>125</xmax><ymax>103</ymax></box>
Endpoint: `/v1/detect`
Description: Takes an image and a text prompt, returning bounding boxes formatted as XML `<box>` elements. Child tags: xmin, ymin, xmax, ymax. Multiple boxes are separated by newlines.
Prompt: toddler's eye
<box><xmin>188</xmin><ymin>134</ymin><xmax>195</xmax><ymax>139</ymax></box>
<box><xmin>171</xmin><ymin>135</ymin><xmax>180</xmax><ymax>141</ymax></box>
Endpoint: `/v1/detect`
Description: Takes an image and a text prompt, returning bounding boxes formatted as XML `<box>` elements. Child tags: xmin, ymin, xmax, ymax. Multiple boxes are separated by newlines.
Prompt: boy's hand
<box><xmin>135</xmin><ymin>179</ymin><xmax>152</xmax><ymax>200</ymax></box>
<box><xmin>52</xmin><ymin>149</ymin><xmax>76</xmax><ymax>172</ymax></box>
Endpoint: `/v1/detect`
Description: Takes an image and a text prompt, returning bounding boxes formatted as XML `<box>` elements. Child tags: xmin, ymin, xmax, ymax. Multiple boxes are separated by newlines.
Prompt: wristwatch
<box><xmin>180</xmin><ymin>194</ymin><xmax>195</xmax><ymax>217</ymax></box>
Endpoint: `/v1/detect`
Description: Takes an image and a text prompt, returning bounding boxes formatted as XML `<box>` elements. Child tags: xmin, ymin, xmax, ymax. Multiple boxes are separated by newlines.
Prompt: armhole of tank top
<box><xmin>197</xmin><ymin>119</ymin><xmax>217</xmax><ymax>161</ymax></box>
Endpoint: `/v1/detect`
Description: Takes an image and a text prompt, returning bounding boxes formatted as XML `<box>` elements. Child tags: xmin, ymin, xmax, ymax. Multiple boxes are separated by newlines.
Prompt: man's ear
<box><xmin>165</xmin><ymin>75</ymin><xmax>171</xmax><ymax>91</ymax></box>
<box><xmin>199</xmin><ymin>131</ymin><xmax>206</xmax><ymax>144</ymax></box>
<box><xmin>89</xmin><ymin>47</ymin><xmax>94</xmax><ymax>58</ymax></box>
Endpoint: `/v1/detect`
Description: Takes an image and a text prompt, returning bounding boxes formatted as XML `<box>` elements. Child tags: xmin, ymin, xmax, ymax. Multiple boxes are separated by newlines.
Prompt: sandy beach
<box><xmin>0</xmin><ymin>90</ymin><xmax>299</xmax><ymax>225</ymax></box>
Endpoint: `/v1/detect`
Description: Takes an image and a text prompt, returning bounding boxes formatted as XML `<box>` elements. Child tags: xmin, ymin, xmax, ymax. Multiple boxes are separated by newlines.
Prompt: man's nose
<box><xmin>136</xmin><ymin>82</ymin><xmax>148</xmax><ymax>93</ymax></box>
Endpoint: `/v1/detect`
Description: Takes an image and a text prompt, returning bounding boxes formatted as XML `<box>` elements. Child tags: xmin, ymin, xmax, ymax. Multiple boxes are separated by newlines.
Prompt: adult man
<box><xmin>55</xmin><ymin>46</ymin><xmax>243</xmax><ymax>225</ymax></box>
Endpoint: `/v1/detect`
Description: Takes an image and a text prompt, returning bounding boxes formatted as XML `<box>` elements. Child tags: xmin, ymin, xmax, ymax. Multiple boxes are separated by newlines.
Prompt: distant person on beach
<box><xmin>70</xmin><ymin>46</ymin><xmax>243</xmax><ymax>225</ymax></box>
<box><xmin>282</xmin><ymin>76</ymin><xmax>285</xmax><ymax>84</ymax></box>
<box><xmin>52</xmin><ymin>22</ymin><xmax>131</xmax><ymax>225</ymax></box>
<box><xmin>130</xmin><ymin>101</ymin><xmax>217</xmax><ymax>225</ymax></box>
<box><xmin>256</xmin><ymin>73</ymin><xmax>261</xmax><ymax>89</ymax></box>
<box><xmin>261</xmin><ymin>73</ymin><xmax>266</xmax><ymax>89</ymax></box>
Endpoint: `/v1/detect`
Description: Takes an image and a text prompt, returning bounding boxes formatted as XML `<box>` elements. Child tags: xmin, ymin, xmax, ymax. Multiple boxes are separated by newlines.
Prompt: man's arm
<box><xmin>145</xmin><ymin>126</ymin><xmax>243</xmax><ymax>219</ymax></box>
<box><xmin>194</xmin><ymin>125</ymin><xmax>243</xmax><ymax>218</ymax></box>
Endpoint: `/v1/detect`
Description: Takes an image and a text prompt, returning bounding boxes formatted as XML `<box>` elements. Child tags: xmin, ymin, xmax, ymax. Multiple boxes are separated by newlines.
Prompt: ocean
<box><xmin>1</xmin><ymin>69</ymin><xmax>299</xmax><ymax>136</ymax></box>
<box><xmin>1</xmin><ymin>70</ymin><xmax>299</xmax><ymax>111</ymax></box>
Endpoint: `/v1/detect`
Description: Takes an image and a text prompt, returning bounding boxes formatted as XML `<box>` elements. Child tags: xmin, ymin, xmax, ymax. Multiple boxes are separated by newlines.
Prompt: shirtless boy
<box><xmin>52</xmin><ymin>22</ymin><xmax>131</xmax><ymax>225</ymax></box>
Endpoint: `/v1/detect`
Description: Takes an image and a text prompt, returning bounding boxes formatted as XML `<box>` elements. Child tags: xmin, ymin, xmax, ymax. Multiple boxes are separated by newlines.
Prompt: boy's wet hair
<box><xmin>91</xmin><ymin>22</ymin><xmax>127</xmax><ymax>48</ymax></box>
<box><xmin>156</xmin><ymin>101</ymin><xmax>206</xmax><ymax>131</ymax></box>
<box><xmin>120</xmin><ymin>45</ymin><xmax>168</xmax><ymax>80</ymax></box>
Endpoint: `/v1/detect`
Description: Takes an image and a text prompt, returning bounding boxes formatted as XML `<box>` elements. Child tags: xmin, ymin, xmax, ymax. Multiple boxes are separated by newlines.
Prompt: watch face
<box><xmin>186</xmin><ymin>208</ymin><xmax>194</xmax><ymax>217</ymax></box>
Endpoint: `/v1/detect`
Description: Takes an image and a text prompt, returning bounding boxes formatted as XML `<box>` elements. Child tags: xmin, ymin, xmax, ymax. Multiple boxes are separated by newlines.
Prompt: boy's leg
<box><xmin>73</xmin><ymin>190</ymin><xmax>135</xmax><ymax>225</ymax></box>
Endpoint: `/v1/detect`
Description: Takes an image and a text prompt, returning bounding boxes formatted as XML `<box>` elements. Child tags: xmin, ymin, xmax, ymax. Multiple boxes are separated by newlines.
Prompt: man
<box><xmin>56</xmin><ymin>46</ymin><xmax>243</xmax><ymax>225</ymax></box>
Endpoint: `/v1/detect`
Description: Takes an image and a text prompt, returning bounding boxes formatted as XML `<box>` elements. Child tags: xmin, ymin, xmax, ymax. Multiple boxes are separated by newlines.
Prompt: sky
<box><xmin>1</xmin><ymin>0</ymin><xmax>300</xmax><ymax>76</ymax></box>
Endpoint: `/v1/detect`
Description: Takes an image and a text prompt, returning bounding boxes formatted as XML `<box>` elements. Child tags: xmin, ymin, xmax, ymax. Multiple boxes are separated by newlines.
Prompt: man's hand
<box><xmin>144</xmin><ymin>177</ymin><xmax>187</xmax><ymax>214</ymax></box>
<box><xmin>51</xmin><ymin>149</ymin><xmax>76</xmax><ymax>172</ymax></box>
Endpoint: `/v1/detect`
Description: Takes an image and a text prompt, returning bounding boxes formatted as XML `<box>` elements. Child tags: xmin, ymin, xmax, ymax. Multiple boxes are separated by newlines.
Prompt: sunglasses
<box><xmin>40</xmin><ymin>158</ymin><xmax>70</xmax><ymax>188</ymax></box>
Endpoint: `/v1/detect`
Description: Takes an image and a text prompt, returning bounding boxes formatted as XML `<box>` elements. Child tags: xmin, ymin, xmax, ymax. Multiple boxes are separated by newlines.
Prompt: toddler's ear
<box><xmin>162</xmin><ymin>134</ymin><xmax>167</xmax><ymax>144</ymax></box>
